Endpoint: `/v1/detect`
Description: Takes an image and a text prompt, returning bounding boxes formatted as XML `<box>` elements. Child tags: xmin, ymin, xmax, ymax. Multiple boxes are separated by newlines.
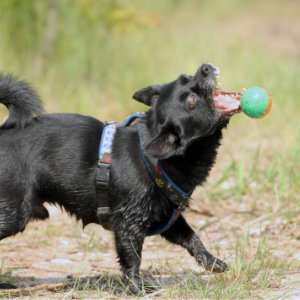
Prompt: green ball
<box><xmin>241</xmin><ymin>87</ymin><xmax>272</xmax><ymax>118</ymax></box>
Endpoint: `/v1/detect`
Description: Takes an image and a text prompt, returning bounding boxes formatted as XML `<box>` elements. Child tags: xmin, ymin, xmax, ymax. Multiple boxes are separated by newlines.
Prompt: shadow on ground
<box><xmin>0</xmin><ymin>271</ymin><xmax>208</xmax><ymax>297</ymax></box>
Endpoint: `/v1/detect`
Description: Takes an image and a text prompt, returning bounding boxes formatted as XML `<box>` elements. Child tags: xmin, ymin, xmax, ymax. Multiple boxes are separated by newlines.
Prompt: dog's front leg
<box><xmin>114</xmin><ymin>229</ymin><xmax>145</xmax><ymax>295</ymax></box>
<box><xmin>161</xmin><ymin>214</ymin><xmax>228</xmax><ymax>272</ymax></box>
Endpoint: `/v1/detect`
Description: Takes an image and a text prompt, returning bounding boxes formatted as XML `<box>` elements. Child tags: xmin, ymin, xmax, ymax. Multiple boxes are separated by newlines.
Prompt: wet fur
<box><xmin>0</xmin><ymin>65</ymin><xmax>229</xmax><ymax>294</ymax></box>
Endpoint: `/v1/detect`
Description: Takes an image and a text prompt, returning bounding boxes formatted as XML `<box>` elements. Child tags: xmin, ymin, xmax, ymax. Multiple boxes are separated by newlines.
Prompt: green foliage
<box><xmin>0</xmin><ymin>0</ymin><xmax>299</xmax><ymax>120</ymax></box>
<box><xmin>0</xmin><ymin>0</ymin><xmax>165</xmax><ymax>118</ymax></box>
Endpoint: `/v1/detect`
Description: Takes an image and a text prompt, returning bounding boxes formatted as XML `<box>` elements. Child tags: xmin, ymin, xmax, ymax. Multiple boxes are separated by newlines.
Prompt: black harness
<box><xmin>96</xmin><ymin>113</ymin><xmax>193</xmax><ymax>235</ymax></box>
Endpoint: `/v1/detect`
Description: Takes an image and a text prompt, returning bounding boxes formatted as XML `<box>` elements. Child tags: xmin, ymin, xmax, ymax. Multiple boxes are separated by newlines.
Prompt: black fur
<box><xmin>0</xmin><ymin>64</ymin><xmax>231</xmax><ymax>294</ymax></box>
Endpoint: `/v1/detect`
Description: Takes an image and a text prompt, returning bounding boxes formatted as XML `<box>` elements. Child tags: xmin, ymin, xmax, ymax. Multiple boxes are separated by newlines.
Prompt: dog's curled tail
<box><xmin>0</xmin><ymin>73</ymin><xmax>44</xmax><ymax>129</ymax></box>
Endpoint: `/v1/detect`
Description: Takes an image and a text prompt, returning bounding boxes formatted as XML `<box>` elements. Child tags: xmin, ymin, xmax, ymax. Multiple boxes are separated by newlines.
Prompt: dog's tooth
<box><xmin>217</xmin><ymin>82</ymin><xmax>223</xmax><ymax>86</ymax></box>
<box><xmin>214</xmin><ymin>66</ymin><xmax>221</xmax><ymax>74</ymax></box>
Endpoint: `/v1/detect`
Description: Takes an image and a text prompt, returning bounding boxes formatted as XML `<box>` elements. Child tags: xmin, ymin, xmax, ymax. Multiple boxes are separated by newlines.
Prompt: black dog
<box><xmin>0</xmin><ymin>64</ymin><xmax>240</xmax><ymax>294</ymax></box>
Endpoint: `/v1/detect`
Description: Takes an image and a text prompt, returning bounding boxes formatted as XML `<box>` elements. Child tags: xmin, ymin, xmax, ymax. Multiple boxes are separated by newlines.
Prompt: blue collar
<box><xmin>139</xmin><ymin>135</ymin><xmax>193</xmax><ymax>236</ymax></box>
<box><xmin>139</xmin><ymin>135</ymin><xmax>193</xmax><ymax>208</ymax></box>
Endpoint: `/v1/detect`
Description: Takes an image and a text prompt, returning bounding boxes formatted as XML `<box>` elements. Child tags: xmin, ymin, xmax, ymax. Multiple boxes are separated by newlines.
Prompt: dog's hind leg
<box><xmin>0</xmin><ymin>191</ymin><xmax>33</xmax><ymax>240</ymax></box>
<box><xmin>0</xmin><ymin>191</ymin><xmax>36</xmax><ymax>289</ymax></box>
<box><xmin>161</xmin><ymin>214</ymin><xmax>228</xmax><ymax>273</ymax></box>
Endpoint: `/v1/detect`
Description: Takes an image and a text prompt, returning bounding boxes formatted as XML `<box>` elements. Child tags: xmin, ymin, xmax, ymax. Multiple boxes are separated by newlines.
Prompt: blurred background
<box><xmin>0</xmin><ymin>1</ymin><xmax>299</xmax><ymax>297</ymax></box>
<box><xmin>0</xmin><ymin>0</ymin><xmax>299</xmax><ymax>210</ymax></box>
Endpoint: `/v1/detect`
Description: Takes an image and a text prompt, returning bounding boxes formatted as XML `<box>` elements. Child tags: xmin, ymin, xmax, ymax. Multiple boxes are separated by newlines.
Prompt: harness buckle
<box><xmin>104</xmin><ymin>120</ymin><xmax>119</xmax><ymax>126</ymax></box>
<box><xmin>96</xmin><ymin>162</ymin><xmax>110</xmax><ymax>188</ymax></box>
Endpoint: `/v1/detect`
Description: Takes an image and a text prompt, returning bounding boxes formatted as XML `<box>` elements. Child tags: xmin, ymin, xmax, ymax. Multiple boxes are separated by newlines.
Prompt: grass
<box><xmin>133</xmin><ymin>235</ymin><xmax>297</xmax><ymax>299</ymax></box>
<box><xmin>0</xmin><ymin>0</ymin><xmax>299</xmax><ymax>298</ymax></box>
<box><xmin>59</xmin><ymin>234</ymin><xmax>295</xmax><ymax>299</ymax></box>
<box><xmin>0</xmin><ymin>217</ymin><xmax>299</xmax><ymax>298</ymax></box>
<box><xmin>0</xmin><ymin>0</ymin><xmax>299</xmax><ymax>120</ymax></box>
<box><xmin>204</xmin><ymin>136</ymin><xmax>300</xmax><ymax>209</ymax></box>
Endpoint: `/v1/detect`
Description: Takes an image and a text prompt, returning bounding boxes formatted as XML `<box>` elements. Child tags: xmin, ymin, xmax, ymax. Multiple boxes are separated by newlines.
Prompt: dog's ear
<box><xmin>144</xmin><ymin>132</ymin><xmax>178</xmax><ymax>159</ymax></box>
<box><xmin>132</xmin><ymin>85</ymin><xmax>161</xmax><ymax>106</ymax></box>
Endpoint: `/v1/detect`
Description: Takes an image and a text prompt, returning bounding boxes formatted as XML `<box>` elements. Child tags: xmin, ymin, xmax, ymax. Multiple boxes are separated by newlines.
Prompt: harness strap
<box><xmin>96</xmin><ymin>123</ymin><xmax>118</xmax><ymax>230</ymax></box>
<box><xmin>96</xmin><ymin>112</ymin><xmax>192</xmax><ymax>236</ymax></box>
<box><xmin>146</xmin><ymin>208</ymin><xmax>181</xmax><ymax>236</ymax></box>
<box><xmin>96</xmin><ymin>114</ymin><xmax>144</xmax><ymax>229</ymax></box>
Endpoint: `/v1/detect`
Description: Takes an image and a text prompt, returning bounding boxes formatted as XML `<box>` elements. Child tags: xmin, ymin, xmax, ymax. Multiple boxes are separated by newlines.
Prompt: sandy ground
<box><xmin>0</xmin><ymin>200</ymin><xmax>299</xmax><ymax>298</ymax></box>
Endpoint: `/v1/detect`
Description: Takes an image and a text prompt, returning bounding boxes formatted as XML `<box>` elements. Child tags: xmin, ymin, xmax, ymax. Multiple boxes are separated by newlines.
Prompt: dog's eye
<box><xmin>187</xmin><ymin>94</ymin><xmax>198</xmax><ymax>108</ymax></box>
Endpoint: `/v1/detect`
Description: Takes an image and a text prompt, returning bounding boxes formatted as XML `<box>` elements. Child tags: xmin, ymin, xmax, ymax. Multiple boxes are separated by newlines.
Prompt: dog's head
<box><xmin>133</xmin><ymin>63</ymin><xmax>240</xmax><ymax>159</ymax></box>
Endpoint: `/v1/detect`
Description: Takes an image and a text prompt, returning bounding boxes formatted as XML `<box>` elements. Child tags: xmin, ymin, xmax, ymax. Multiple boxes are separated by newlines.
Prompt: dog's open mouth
<box><xmin>212</xmin><ymin>66</ymin><xmax>242</xmax><ymax>114</ymax></box>
<box><xmin>213</xmin><ymin>88</ymin><xmax>241</xmax><ymax>114</ymax></box>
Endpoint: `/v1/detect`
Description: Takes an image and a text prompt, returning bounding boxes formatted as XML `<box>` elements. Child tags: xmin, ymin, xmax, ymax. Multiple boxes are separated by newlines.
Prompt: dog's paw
<box><xmin>127</xmin><ymin>284</ymin><xmax>146</xmax><ymax>296</ymax></box>
<box><xmin>123</xmin><ymin>276</ymin><xmax>147</xmax><ymax>296</ymax></box>
<box><xmin>196</xmin><ymin>251</ymin><xmax>228</xmax><ymax>273</ymax></box>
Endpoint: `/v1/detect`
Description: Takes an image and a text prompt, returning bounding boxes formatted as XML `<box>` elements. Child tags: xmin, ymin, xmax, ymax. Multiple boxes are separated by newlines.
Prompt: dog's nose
<box><xmin>200</xmin><ymin>63</ymin><xmax>214</xmax><ymax>77</ymax></box>
<box><xmin>194</xmin><ymin>63</ymin><xmax>216</xmax><ymax>79</ymax></box>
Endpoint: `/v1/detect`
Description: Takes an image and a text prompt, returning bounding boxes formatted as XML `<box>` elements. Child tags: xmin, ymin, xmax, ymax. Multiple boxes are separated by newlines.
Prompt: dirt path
<box><xmin>1</xmin><ymin>202</ymin><xmax>299</xmax><ymax>298</ymax></box>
